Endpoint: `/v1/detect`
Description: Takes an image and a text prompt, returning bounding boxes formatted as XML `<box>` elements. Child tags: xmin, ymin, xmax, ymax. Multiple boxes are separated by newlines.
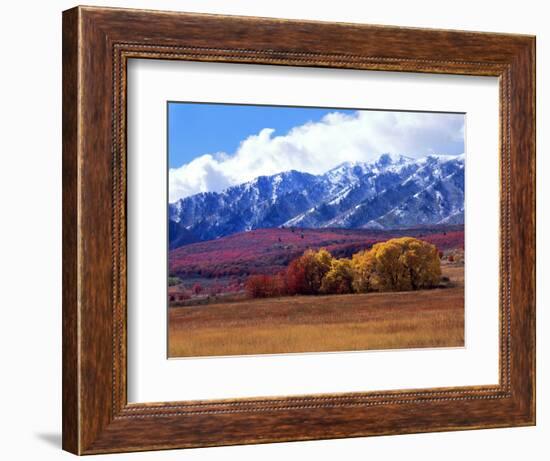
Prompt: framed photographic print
<box><xmin>166</xmin><ymin>102</ymin><xmax>465</xmax><ymax>358</ymax></box>
<box><xmin>62</xmin><ymin>6</ymin><xmax>535</xmax><ymax>455</ymax></box>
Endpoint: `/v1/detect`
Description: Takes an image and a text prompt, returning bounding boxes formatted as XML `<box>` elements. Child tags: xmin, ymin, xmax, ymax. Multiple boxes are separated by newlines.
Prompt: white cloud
<box><xmin>169</xmin><ymin>110</ymin><xmax>464</xmax><ymax>202</ymax></box>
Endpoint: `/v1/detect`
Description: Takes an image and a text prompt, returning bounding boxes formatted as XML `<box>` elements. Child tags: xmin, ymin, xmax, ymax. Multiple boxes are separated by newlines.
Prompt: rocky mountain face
<box><xmin>169</xmin><ymin>153</ymin><xmax>465</xmax><ymax>248</ymax></box>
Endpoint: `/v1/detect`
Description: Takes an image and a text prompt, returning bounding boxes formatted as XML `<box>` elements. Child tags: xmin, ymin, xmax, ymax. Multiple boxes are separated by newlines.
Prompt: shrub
<box><xmin>245</xmin><ymin>274</ymin><xmax>285</xmax><ymax>298</ymax></box>
<box><xmin>192</xmin><ymin>283</ymin><xmax>203</xmax><ymax>295</ymax></box>
<box><xmin>320</xmin><ymin>258</ymin><xmax>354</xmax><ymax>294</ymax></box>
<box><xmin>447</xmin><ymin>248</ymin><xmax>464</xmax><ymax>264</ymax></box>
<box><xmin>209</xmin><ymin>283</ymin><xmax>223</xmax><ymax>296</ymax></box>
<box><xmin>168</xmin><ymin>276</ymin><xmax>181</xmax><ymax>286</ymax></box>
<box><xmin>173</xmin><ymin>290</ymin><xmax>191</xmax><ymax>301</ymax></box>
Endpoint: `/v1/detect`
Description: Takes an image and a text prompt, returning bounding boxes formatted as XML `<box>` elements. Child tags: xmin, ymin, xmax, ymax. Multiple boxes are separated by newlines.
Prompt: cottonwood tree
<box><xmin>285</xmin><ymin>248</ymin><xmax>333</xmax><ymax>295</ymax></box>
<box><xmin>367</xmin><ymin>237</ymin><xmax>441</xmax><ymax>291</ymax></box>
<box><xmin>320</xmin><ymin>258</ymin><xmax>354</xmax><ymax>294</ymax></box>
<box><xmin>351</xmin><ymin>250</ymin><xmax>377</xmax><ymax>293</ymax></box>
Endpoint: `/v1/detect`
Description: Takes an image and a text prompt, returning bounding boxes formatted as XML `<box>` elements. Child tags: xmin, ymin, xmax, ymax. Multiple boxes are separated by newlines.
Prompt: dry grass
<box><xmin>168</xmin><ymin>264</ymin><xmax>464</xmax><ymax>357</ymax></box>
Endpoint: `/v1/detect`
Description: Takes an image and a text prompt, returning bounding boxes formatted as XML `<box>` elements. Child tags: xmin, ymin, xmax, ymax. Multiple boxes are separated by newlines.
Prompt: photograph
<box><xmin>167</xmin><ymin>103</ymin><xmax>466</xmax><ymax>357</ymax></box>
<box><xmin>52</xmin><ymin>3</ymin><xmax>536</xmax><ymax>456</ymax></box>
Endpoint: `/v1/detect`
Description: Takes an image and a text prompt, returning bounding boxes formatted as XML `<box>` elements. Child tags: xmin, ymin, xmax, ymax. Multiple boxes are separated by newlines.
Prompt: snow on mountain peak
<box><xmin>169</xmin><ymin>153</ymin><xmax>465</xmax><ymax>245</ymax></box>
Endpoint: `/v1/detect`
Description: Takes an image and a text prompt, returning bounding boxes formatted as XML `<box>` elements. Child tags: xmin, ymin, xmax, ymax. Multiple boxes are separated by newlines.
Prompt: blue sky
<box><xmin>168</xmin><ymin>102</ymin><xmax>355</xmax><ymax>169</ymax></box>
<box><xmin>168</xmin><ymin>102</ymin><xmax>464</xmax><ymax>201</ymax></box>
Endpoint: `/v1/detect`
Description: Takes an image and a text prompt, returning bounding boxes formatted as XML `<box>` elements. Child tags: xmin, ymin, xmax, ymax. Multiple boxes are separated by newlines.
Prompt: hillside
<box><xmin>169</xmin><ymin>225</ymin><xmax>464</xmax><ymax>278</ymax></box>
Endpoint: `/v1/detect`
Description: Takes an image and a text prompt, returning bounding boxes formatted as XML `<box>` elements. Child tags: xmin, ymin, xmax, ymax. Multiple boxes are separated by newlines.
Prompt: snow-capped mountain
<box><xmin>169</xmin><ymin>153</ymin><xmax>464</xmax><ymax>247</ymax></box>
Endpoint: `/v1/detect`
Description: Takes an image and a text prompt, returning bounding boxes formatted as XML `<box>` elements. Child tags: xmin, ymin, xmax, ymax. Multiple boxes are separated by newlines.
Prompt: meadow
<box><xmin>168</xmin><ymin>264</ymin><xmax>464</xmax><ymax>357</ymax></box>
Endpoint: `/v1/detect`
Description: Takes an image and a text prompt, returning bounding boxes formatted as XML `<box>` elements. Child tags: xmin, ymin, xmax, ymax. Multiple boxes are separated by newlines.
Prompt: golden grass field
<box><xmin>168</xmin><ymin>264</ymin><xmax>464</xmax><ymax>357</ymax></box>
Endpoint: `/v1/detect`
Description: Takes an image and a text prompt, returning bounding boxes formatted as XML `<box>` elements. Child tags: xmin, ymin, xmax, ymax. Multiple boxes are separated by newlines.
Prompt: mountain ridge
<box><xmin>169</xmin><ymin>153</ymin><xmax>465</xmax><ymax>248</ymax></box>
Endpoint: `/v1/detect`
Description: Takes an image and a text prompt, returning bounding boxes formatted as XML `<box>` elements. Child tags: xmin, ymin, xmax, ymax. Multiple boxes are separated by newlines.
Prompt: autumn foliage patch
<box><xmin>169</xmin><ymin>226</ymin><xmax>462</xmax><ymax>279</ymax></box>
<box><xmin>245</xmin><ymin>274</ymin><xmax>285</xmax><ymax>298</ymax></box>
<box><xmin>246</xmin><ymin>237</ymin><xmax>442</xmax><ymax>298</ymax></box>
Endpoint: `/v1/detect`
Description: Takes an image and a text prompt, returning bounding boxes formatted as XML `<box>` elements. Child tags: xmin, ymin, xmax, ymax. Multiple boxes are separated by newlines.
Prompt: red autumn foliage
<box><xmin>169</xmin><ymin>226</ymin><xmax>463</xmax><ymax>279</ymax></box>
<box><xmin>168</xmin><ymin>290</ymin><xmax>191</xmax><ymax>302</ymax></box>
<box><xmin>245</xmin><ymin>274</ymin><xmax>285</xmax><ymax>298</ymax></box>
<box><xmin>285</xmin><ymin>257</ymin><xmax>309</xmax><ymax>296</ymax></box>
<box><xmin>169</xmin><ymin>226</ymin><xmax>464</xmax><ymax>299</ymax></box>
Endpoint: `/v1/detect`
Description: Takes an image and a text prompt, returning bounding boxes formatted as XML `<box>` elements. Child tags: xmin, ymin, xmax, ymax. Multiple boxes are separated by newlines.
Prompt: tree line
<box><xmin>245</xmin><ymin>237</ymin><xmax>442</xmax><ymax>298</ymax></box>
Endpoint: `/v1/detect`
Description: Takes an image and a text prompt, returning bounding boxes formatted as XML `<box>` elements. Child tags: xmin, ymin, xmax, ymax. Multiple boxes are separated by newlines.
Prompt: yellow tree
<box><xmin>367</xmin><ymin>237</ymin><xmax>441</xmax><ymax>291</ymax></box>
<box><xmin>320</xmin><ymin>258</ymin><xmax>354</xmax><ymax>294</ymax></box>
<box><xmin>291</xmin><ymin>248</ymin><xmax>333</xmax><ymax>294</ymax></box>
<box><xmin>398</xmin><ymin>237</ymin><xmax>442</xmax><ymax>289</ymax></box>
<box><xmin>351</xmin><ymin>250</ymin><xmax>377</xmax><ymax>293</ymax></box>
<box><xmin>314</xmin><ymin>248</ymin><xmax>333</xmax><ymax>272</ymax></box>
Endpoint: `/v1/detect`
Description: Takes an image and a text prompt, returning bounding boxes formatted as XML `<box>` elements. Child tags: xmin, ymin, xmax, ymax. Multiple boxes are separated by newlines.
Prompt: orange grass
<box><xmin>168</xmin><ymin>264</ymin><xmax>464</xmax><ymax>357</ymax></box>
